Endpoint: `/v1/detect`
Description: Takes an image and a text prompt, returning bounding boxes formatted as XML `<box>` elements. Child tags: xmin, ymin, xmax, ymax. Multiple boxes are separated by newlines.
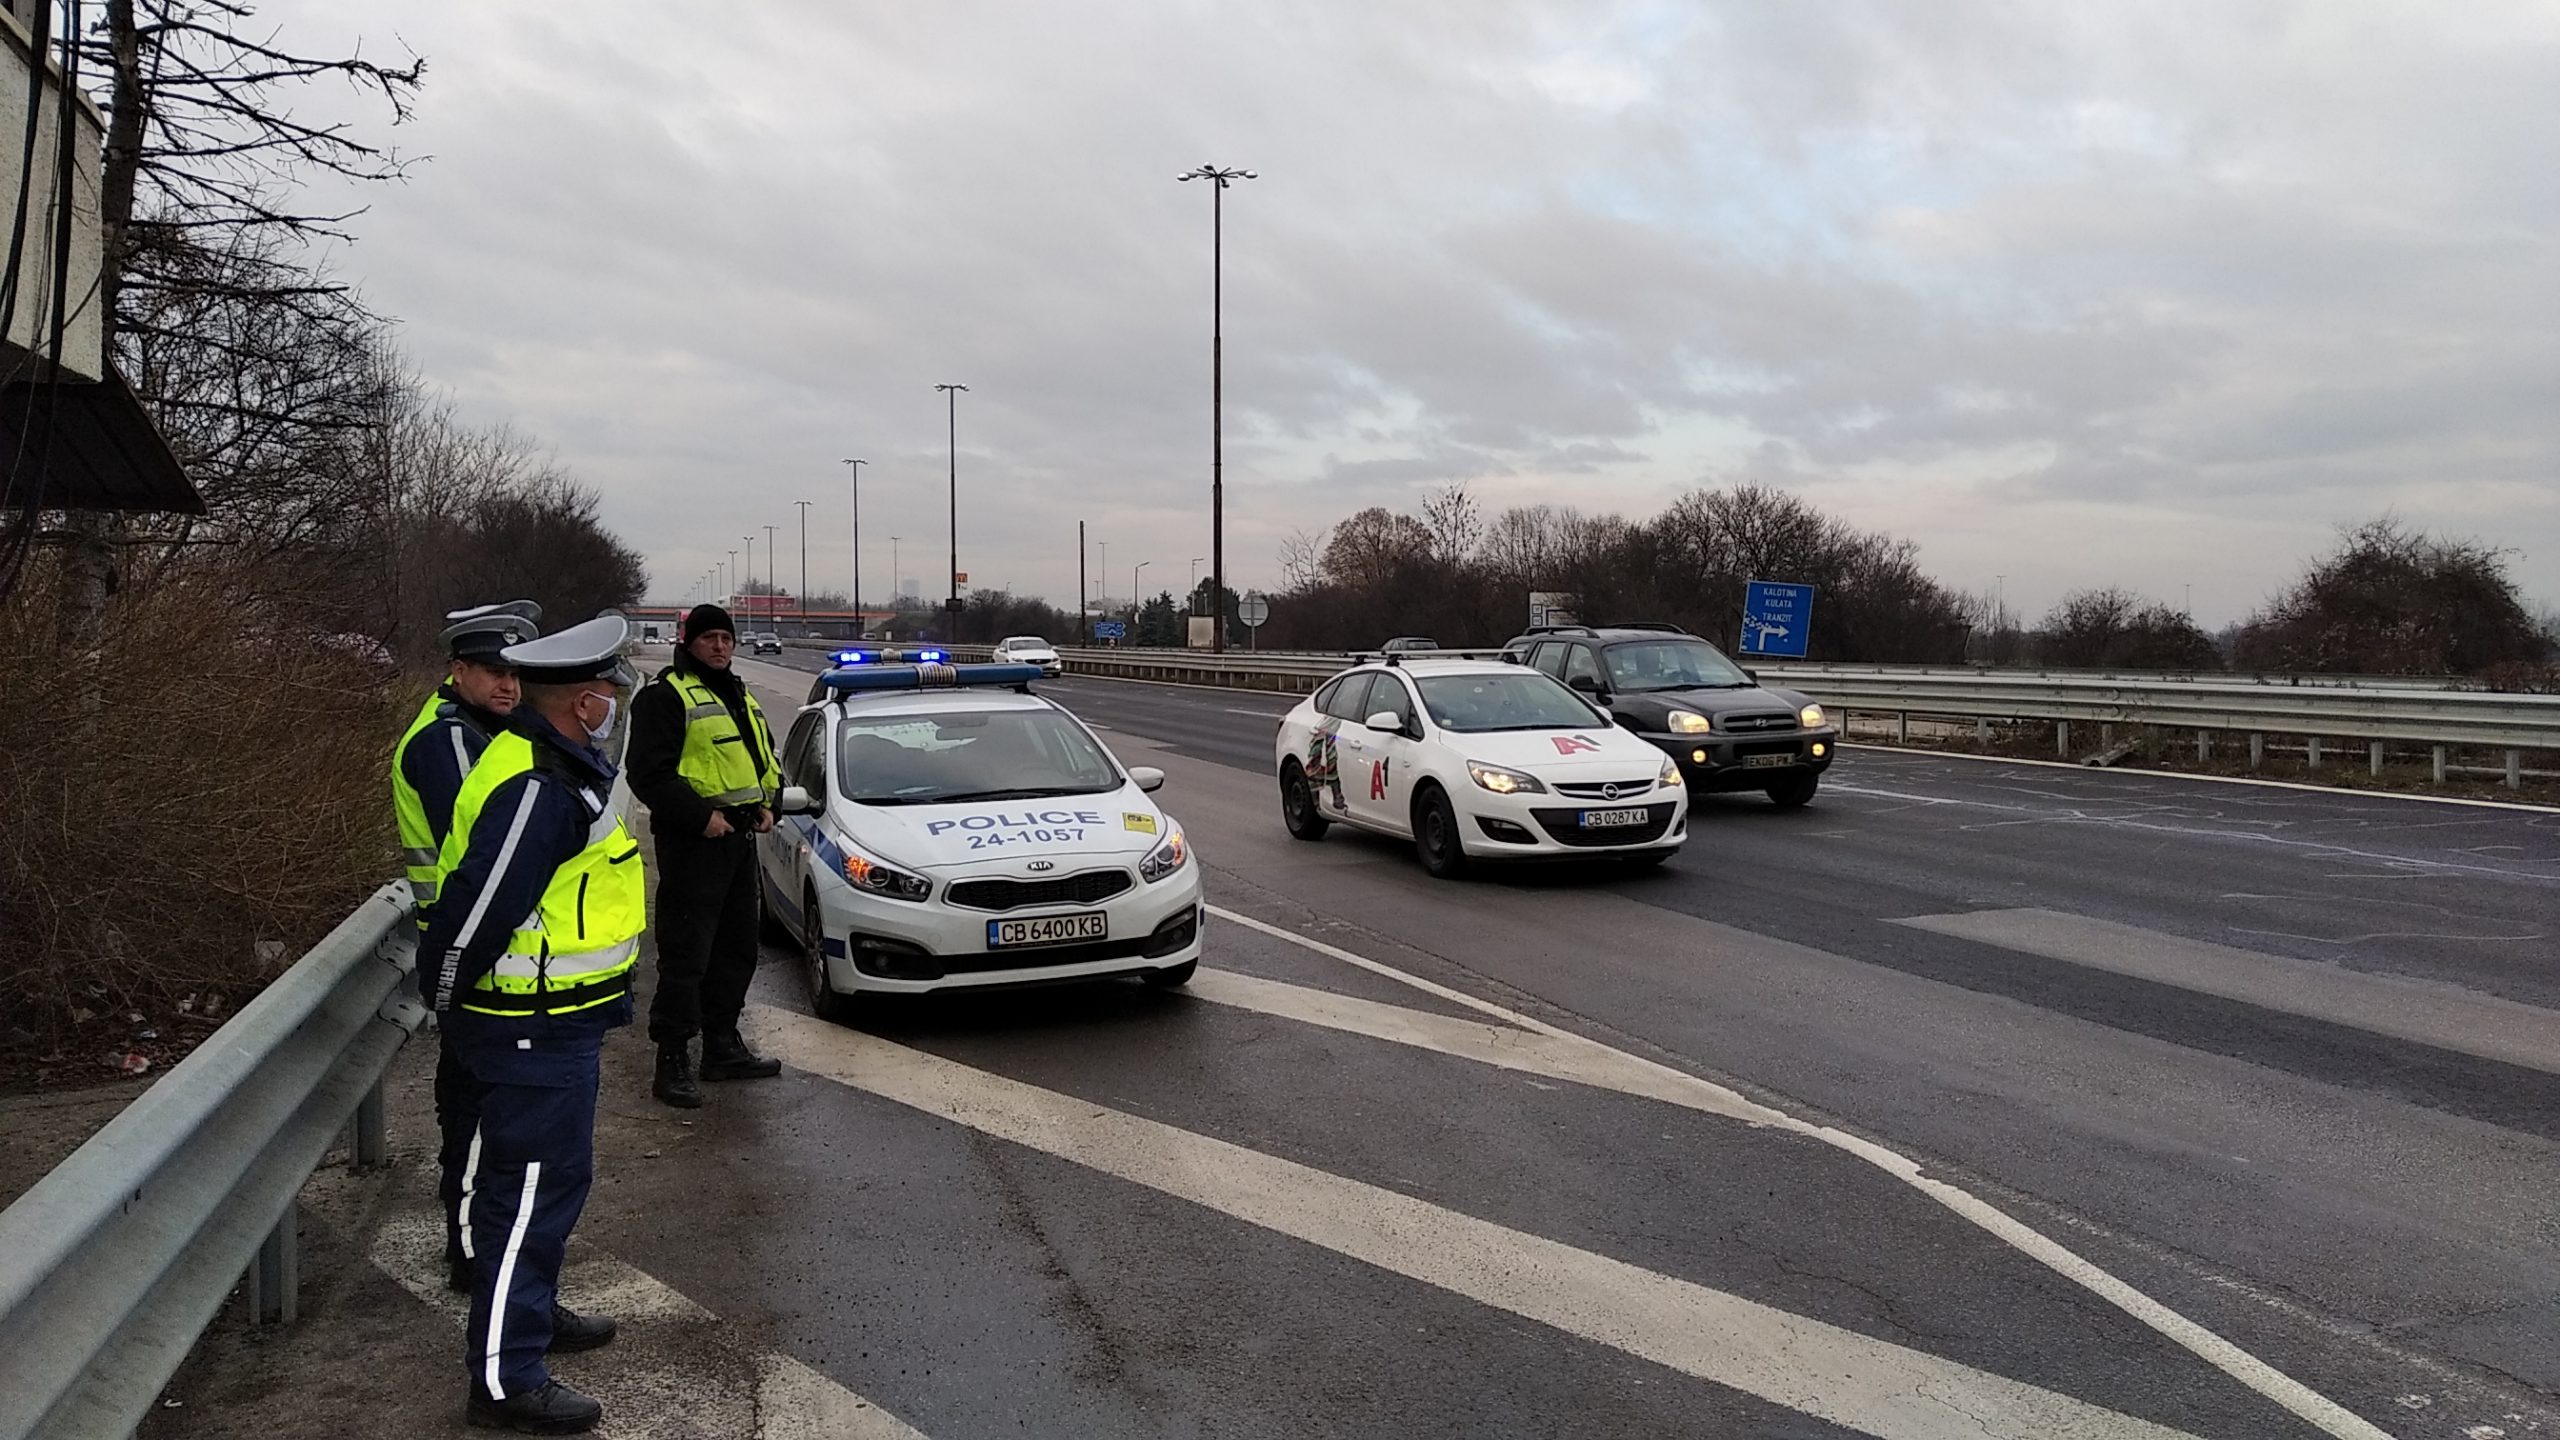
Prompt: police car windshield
<box><xmin>1604</xmin><ymin>640</ymin><xmax>1752</xmax><ymax>692</ymax></box>
<box><xmin>1414</xmin><ymin>673</ymin><xmax>1602</xmax><ymax>732</ymax></box>
<box><xmin>835</xmin><ymin>708</ymin><xmax>1122</xmax><ymax>805</ymax></box>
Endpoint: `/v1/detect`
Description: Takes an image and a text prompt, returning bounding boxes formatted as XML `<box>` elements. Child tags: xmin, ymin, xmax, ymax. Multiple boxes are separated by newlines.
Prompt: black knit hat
<box><xmin>682</xmin><ymin>603</ymin><xmax>736</xmax><ymax>643</ymax></box>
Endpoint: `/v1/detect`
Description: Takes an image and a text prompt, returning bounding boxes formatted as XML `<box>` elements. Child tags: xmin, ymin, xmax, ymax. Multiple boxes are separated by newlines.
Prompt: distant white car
<box><xmin>761</xmin><ymin>661</ymin><xmax>1202</xmax><ymax>1022</ymax></box>
<box><xmin>1273</xmin><ymin>658</ymin><xmax>1687</xmax><ymax>877</ymax></box>
<box><xmin>993</xmin><ymin>635</ymin><xmax>1064</xmax><ymax>676</ymax></box>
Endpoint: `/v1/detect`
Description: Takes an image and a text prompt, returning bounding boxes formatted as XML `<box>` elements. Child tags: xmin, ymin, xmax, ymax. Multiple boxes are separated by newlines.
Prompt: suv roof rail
<box><xmin>1604</xmin><ymin>621</ymin><xmax>1690</xmax><ymax>634</ymax></box>
<box><xmin>1516</xmin><ymin>623</ymin><xmax>1593</xmax><ymax>637</ymax></box>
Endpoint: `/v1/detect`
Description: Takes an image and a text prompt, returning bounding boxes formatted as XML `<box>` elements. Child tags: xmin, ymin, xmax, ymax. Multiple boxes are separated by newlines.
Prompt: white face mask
<box><xmin>586</xmin><ymin>693</ymin><xmax>620</xmax><ymax>743</ymax></box>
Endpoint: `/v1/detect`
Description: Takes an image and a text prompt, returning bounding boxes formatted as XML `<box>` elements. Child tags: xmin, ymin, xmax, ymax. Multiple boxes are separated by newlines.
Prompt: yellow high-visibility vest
<box><xmin>435</xmin><ymin>731</ymin><xmax>643</xmax><ymax>1017</ymax></box>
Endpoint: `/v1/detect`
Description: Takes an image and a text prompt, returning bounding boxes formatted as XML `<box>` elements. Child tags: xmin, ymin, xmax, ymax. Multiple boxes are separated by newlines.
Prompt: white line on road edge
<box><xmin>1205</xmin><ymin>904</ymin><xmax>2394</xmax><ymax>1440</ymax></box>
<box><xmin>753</xmin><ymin>1007</ymin><xmax>2201</xmax><ymax>1440</ymax></box>
<box><xmin>1841</xmin><ymin>742</ymin><xmax>2560</xmax><ymax>815</ymax></box>
<box><xmin>371</xmin><ymin>1214</ymin><xmax>928</xmax><ymax>1440</ymax></box>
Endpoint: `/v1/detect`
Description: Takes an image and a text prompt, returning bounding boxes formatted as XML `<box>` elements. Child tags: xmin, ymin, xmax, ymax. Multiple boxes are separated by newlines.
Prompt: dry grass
<box><xmin>0</xmin><ymin>561</ymin><xmax>410</xmax><ymax>1082</ymax></box>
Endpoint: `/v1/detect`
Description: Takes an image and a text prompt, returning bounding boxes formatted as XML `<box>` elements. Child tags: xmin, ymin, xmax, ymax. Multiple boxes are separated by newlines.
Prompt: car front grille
<box><xmin>1527</xmin><ymin>803</ymin><xmax>1678</xmax><ymax>847</ymax></box>
<box><xmin>945</xmin><ymin>869</ymin><xmax>1134</xmax><ymax>912</ymax></box>
<box><xmin>1551</xmin><ymin>779</ymin><xmax>1659</xmax><ymax>800</ymax></box>
<box><xmin>1718</xmin><ymin>711</ymin><xmax>1798</xmax><ymax>733</ymax></box>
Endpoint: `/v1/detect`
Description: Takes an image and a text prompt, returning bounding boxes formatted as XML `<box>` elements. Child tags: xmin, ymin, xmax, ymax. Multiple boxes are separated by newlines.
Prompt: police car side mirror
<box><xmin>1128</xmin><ymin>766</ymin><xmax>1166</xmax><ymax>793</ymax></box>
<box><xmin>776</xmin><ymin>785</ymin><xmax>823</xmax><ymax>816</ymax></box>
<box><xmin>1365</xmin><ymin>711</ymin><xmax>1406</xmax><ymax>735</ymax></box>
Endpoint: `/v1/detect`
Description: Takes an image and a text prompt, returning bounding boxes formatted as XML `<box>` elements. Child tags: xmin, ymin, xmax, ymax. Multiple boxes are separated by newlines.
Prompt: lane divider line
<box><xmin>1205</xmin><ymin>903</ymin><xmax>2394</xmax><ymax>1440</ymax></box>
<box><xmin>753</xmin><ymin>1006</ymin><xmax>2204</xmax><ymax>1440</ymax></box>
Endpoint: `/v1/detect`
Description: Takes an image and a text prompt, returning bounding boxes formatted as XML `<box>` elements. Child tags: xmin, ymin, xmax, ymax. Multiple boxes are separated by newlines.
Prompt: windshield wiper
<box><xmin>930</xmin><ymin>786</ymin><xmax>1107</xmax><ymax>803</ymax></box>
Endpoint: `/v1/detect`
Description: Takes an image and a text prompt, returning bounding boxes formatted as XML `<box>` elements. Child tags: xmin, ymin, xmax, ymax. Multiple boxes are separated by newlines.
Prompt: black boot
<box><xmin>467</xmin><ymin>1378</ymin><xmax>603</xmax><ymax>1434</ymax></box>
<box><xmin>446</xmin><ymin>1256</ymin><xmax>472</xmax><ymax>1295</ymax></box>
<box><xmin>652</xmin><ymin>1042</ymin><xmax>702</xmax><ymax>1109</ymax></box>
<box><xmin>547</xmin><ymin>1303</ymin><xmax>617</xmax><ymax>1353</ymax></box>
<box><xmin>699</xmin><ymin>1028</ymin><xmax>782</xmax><ymax>1081</ymax></box>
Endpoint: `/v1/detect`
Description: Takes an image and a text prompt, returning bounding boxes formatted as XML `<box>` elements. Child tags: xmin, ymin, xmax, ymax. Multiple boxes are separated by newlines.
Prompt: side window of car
<box><xmin>1562</xmin><ymin>645</ymin><xmax>1604</xmax><ymax>690</ymax></box>
<box><xmin>1370</xmin><ymin>674</ymin><xmax>1420</xmax><ymax>735</ymax></box>
<box><xmin>1320</xmin><ymin>673</ymin><xmax>1375</xmax><ymax>722</ymax></box>
<box><xmin>780</xmin><ymin>712</ymin><xmax>825</xmax><ymax>791</ymax></box>
<box><xmin>1530</xmin><ymin>642</ymin><xmax>1568</xmax><ymax>679</ymax></box>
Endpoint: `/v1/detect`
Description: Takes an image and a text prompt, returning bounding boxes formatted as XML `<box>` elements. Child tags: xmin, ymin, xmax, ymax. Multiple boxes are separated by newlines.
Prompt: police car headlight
<box><xmin>1139</xmin><ymin>826</ymin><xmax>1188</xmax><ymax>882</ymax></box>
<box><xmin>1798</xmin><ymin>703</ymin><xmax>1826</xmax><ymax>729</ymax></box>
<box><xmin>1667</xmin><ymin>710</ymin><xmax>1713</xmax><ymax>734</ymax></box>
<box><xmin>1466</xmin><ymin>761</ymin><xmax>1546</xmax><ymax>795</ymax></box>
<box><xmin>1658</xmin><ymin>755</ymin><xmax>1681</xmax><ymax>789</ymax></box>
<box><xmin>841</xmin><ymin>847</ymin><xmax>930</xmax><ymax>902</ymax></box>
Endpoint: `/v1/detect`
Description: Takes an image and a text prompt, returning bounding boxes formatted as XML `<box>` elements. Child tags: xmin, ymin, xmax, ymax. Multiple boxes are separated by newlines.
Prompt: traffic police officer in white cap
<box><xmin>422</xmin><ymin>614</ymin><xmax>640</xmax><ymax>1434</ymax></box>
<box><xmin>391</xmin><ymin>600</ymin><xmax>540</xmax><ymax>1295</ymax></box>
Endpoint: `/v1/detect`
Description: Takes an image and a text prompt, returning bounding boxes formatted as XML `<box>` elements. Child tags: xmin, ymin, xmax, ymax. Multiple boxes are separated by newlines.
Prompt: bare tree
<box><xmin>1421</xmin><ymin>481</ymin><xmax>1481</xmax><ymax>566</ymax></box>
<box><xmin>1276</xmin><ymin>527</ymin><xmax>1322</xmax><ymax>592</ymax></box>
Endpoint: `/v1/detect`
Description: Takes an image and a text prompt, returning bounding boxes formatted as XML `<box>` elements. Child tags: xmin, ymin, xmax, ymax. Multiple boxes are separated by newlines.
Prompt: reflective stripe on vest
<box><xmin>438</xmin><ymin>732</ymin><xmax>646</xmax><ymax>1018</ymax></box>
<box><xmin>663</xmin><ymin>669</ymin><xmax>778</xmax><ymax>808</ymax></box>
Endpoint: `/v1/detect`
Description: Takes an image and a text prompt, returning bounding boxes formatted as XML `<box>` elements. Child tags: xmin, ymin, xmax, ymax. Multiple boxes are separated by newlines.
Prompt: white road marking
<box><xmin>1840</xmin><ymin>742</ymin><xmax>2560</xmax><ymax>816</ymax></box>
<box><xmin>1204</xmin><ymin>904</ymin><xmax>2393</xmax><ymax>1440</ymax></box>
<box><xmin>372</xmin><ymin>1213</ymin><xmax>928</xmax><ymax>1439</ymax></box>
<box><xmin>751</xmin><ymin>1005</ymin><xmax>2205</xmax><ymax>1440</ymax></box>
<box><xmin>1899</xmin><ymin>908</ymin><xmax>2560</xmax><ymax>1072</ymax></box>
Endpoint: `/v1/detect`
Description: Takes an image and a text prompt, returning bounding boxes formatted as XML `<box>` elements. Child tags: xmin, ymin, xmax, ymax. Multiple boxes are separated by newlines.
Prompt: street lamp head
<box><xmin>840</xmin><ymin>457</ymin><xmax>866</xmax><ymax>466</ymax></box>
<box><xmin>934</xmin><ymin>383</ymin><xmax>968</xmax><ymax>394</ymax></box>
<box><xmin>1178</xmin><ymin>164</ymin><xmax>1256</xmax><ymax>186</ymax></box>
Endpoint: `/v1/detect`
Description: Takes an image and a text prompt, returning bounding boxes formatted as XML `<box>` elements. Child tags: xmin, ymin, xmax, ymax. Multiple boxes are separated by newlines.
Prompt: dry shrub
<box><xmin>0</xmin><ymin>558</ymin><xmax>409</xmax><ymax>1039</ymax></box>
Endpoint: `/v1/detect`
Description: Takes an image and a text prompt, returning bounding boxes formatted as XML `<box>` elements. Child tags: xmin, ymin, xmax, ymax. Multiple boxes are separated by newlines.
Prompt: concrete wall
<box><xmin>0</xmin><ymin>3</ymin><xmax>105</xmax><ymax>382</ymax></box>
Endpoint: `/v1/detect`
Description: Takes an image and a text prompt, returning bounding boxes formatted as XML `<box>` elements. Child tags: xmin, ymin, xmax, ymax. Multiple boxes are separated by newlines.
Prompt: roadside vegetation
<box><xmin>0</xmin><ymin>6</ymin><xmax>642</xmax><ymax>1075</ymax></box>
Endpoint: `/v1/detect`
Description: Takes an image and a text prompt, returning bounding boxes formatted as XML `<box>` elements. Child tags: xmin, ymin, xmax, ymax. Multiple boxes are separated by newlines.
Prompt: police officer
<box><xmin>391</xmin><ymin>600</ymin><xmax>538</xmax><ymax>1295</ymax></box>
<box><xmin>625</xmin><ymin>602</ymin><xmax>784</xmax><ymax>1108</ymax></box>
<box><xmin>422</xmin><ymin>614</ymin><xmax>639</xmax><ymax>1434</ymax></box>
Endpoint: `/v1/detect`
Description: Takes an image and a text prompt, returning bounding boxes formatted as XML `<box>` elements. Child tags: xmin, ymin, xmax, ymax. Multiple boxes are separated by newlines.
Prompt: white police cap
<box><xmin>441</xmin><ymin>601</ymin><xmax>542</xmax><ymax>660</ymax></box>
<box><xmin>501</xmin><ymin>614</ymin><xmax>638</xmax><ymax>688</ymax></box>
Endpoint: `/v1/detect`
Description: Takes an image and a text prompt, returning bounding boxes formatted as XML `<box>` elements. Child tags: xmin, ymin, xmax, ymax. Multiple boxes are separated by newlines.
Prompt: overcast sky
<box><xmin>260</xmin><ymin>0</ymin><xmax>2558</xmax><ymax>625</ymax></box>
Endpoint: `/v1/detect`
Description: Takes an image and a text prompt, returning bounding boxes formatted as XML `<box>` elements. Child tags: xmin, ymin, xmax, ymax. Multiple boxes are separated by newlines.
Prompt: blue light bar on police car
<box><xmin>832</xmin><ymin>648</ymin><xmax>873</xmax><ymax>665</ymax></box>
<box><xmin>914</xmin><ymin>648</ymin><xmax>947</xmax><ymax>663</ymax></box>
<box><xmin>818</xmin><ymin>662</ymin><xmax>1043</xmax><ymax>693</ymax></box>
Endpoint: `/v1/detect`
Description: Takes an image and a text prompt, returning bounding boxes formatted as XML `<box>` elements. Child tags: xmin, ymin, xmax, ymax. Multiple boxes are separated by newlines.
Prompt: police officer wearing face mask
<box><xmin>421</xmin><ymin>614</ymin><xmax>640</xmax><ymax>1434</ymax></box>
<box><xmin>392</xmin><ymin>601</ymin><xmax>548</xmax><ymax>1300</ymax></box>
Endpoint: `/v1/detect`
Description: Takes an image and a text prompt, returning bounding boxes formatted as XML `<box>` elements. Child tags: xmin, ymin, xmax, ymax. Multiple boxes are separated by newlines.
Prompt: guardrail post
<box><xmin>2307</xmin><ymin>736</ymin><xmax>2323</xmax><ymax>768</ymax></box>
<box><xmin>1895</xmin><ymin>711</ymin><xmax>1908</xmax><ymax>744</ymax></box>
<box><xmin>246</xmin><ymin>1201</ymin><xmax>299</xmax><ymax>1326</ymax></box>
<box><xmin>2055</xmin><ymin>721</ymin><xmax>2069</xmax><ymax>757</ymax></box>
<box><xmin>2369</xmin><ymin>741</ymin><xmax>2385</xmax><ymax>777</ymax></box>
<box><xmin>2196</xmin><ymin>730</ymin><xmax>2211</xmax><ymax>763</ymax></box>
<box><xmin>2431</xmin><ymin>745</ymin><xmax>2448</xmax><ymax>784</ymax></box>
<box><xmin>2249</xmin><ymin>733</ymin><xmax>2265</xmax><ymax>771</ymax></box>
<box><xmin>1974</xmin><ymin>717</ymin><xmax>1989</xmax><ymax>745</ymax></box>
<box><xmin>2509</xmin><ymin>750</ymin><xmax>2524</xmax><ymax>789</ymax></box>
<box><xmin>355</xmin><ymin>1076</ymin><xmax>388</xmax><ymax>1169</ymax></box>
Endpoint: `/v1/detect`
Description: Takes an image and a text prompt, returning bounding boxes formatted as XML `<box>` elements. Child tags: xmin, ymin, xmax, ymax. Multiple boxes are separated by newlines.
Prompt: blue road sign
<box><xmin>1093</xmin><ymin>619</ymin><xmax>1127</xmax><ymax>640</ymax></box>
<box><xmin>1740</xmin><ymin>580</ymin><xmax>1814</xmax><ymax>658</ymax></box>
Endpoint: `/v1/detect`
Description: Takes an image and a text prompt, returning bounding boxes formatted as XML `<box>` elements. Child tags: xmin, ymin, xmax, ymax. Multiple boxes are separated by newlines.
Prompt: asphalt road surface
<box><xmin>254</xmin><ymin>652</ymin><xmax>2558</xmax><ymax>1440</ymax></box>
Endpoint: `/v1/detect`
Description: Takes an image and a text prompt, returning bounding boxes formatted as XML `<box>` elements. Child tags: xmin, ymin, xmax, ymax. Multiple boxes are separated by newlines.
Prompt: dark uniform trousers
<box><xmin>436</xmin><ymin>1039</ymin><xmax>486</xmax><ymax>1272</ymax></box>
<box><xmin>647</xmin><ymin>825</ymin><xmax>760</xmax><ymax>1045</ymax></box>
<box><xmin>448</xmin><ymin>1004</ymin><xmax>621</xmax><ymax>1400</ymax></box>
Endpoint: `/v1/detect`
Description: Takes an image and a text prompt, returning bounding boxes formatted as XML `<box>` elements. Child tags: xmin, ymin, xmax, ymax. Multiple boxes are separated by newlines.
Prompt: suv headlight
<box><xmin>1139</xmin><ymin>826</ymin><xmax>1188</xmax><ymax>881</ymax></box>
<box><xmin>841</xmin><ymin>845</ymin><xmax>930</xmax><ymax>902</ymax></box>
<box><xmin>1466</xmin><ymin>761</ymin><xmax>1547</xmax><ymax>795</ymax></box>
<box><xmin>1666</xmin><ymin>710</ymin><xmax>1713</xmax><ymax>734</ymax></box>
<box><xmin>1798</xmin><ymin>703</ymin><xmax>1826</xmax><ymax>728</ymax></box>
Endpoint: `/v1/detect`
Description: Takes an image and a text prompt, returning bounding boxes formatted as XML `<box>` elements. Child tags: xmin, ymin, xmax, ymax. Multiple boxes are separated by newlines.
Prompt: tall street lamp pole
<box><xmin>1078</xmin><ymin>520</ymin><xmax>1088</xmax><ymax>646</ymax></box>
<box><xmin>840</xmin><ymin>459</ymin><xmax>866</xmax><ymax>633</ymax></box>
<box><xmin>934</xmin><ymin>383</ymin><xmax>968</xmax><ymax>617</ymax></box>
<box><xmin>794</xmin><ymin>500</ymin><xmax>812</xmax><ymax>630</ymax></box>
<box><xmin>1133</xmin><ymin>560</ymin><xmax>1150</xmax><ymax>630</ymax></box>
<box><xmin>764</xmin><ymin>524</ymin><xmax>777</xmax><ymax>611</ymax></box>
<box><xmin>1179</xmin><ymin>163</ymin><xmax>1254</xmax><ymax>653</ymax></box>
<box><xmin>890</xmin><ymin>537</ymin><xmax>901</xmax><ymax>606</ymax></box>
<box><xmin>743</xmin><ymin>536</ymin><xmax>755</xmax><ymax>610</ymax></box>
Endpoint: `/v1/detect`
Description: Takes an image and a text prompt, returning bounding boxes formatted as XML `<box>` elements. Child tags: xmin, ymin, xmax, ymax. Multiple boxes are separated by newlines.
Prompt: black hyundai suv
<box><xmin>1502</xmin><ymin>623</ymin><xmax>1838</xmax><ymax>807</ymax></box>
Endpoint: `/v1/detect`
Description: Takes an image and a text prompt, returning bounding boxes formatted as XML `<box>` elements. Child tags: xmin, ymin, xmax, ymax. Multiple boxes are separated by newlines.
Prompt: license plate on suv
<box><xmin>1743</xmin><ymin>753</ymin><xmax>1795</xmax><ymax>769</ymax></box>
<box><xmin>1580</xmin><ymin>807</ymin><xmax>1649</xmax><ymax>827</ymax></box>
<box><xmin>988</xmin><ymin>913</ymin><xmax>1108</xmax><ymax>948</ymax></box>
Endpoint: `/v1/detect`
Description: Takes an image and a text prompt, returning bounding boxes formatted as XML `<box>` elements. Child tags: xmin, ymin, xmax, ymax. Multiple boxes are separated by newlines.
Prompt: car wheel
<box><xmin>1765</xmin><ymin>772</ymin><xmax>1821</xmax><ymax>809</ymax></box>
<box><xmin>1280</xmin><ymin>760</ymin><xmax>1330</xmax><ymax>840</ymax></box>
<box><xmin>1141</xmin><ymin>959</ymin><xmax>1198</xmax><ymax>988</ymax></box>
<box><xmin>1412</xmin><ymin>784</ymin><xmax>1469</xmax><ymax>879</ymax></box>
<box><xmin>803</xmin><ymin>890</ymin><xmax>858</xmax><ymax>1024</ymax></box>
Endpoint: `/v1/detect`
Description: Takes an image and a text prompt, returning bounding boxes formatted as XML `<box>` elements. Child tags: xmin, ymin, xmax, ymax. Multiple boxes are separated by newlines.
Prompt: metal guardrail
<box><xmin>0</xmin><ymin>883</ymin><xmax>425</xmax><ymax>1440</ymax></box>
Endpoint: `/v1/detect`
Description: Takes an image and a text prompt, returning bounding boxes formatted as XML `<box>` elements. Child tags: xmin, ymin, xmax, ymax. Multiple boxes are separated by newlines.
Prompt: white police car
<box><xmin>760</xmin><ymin>661</ymin><xmax>1202</xmax><ymax>1021</ymax></box>
<box><xmin>1274</xmin><ymin>657</ymin><xmax>1687</xmax><ymax>878</ymax></box>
